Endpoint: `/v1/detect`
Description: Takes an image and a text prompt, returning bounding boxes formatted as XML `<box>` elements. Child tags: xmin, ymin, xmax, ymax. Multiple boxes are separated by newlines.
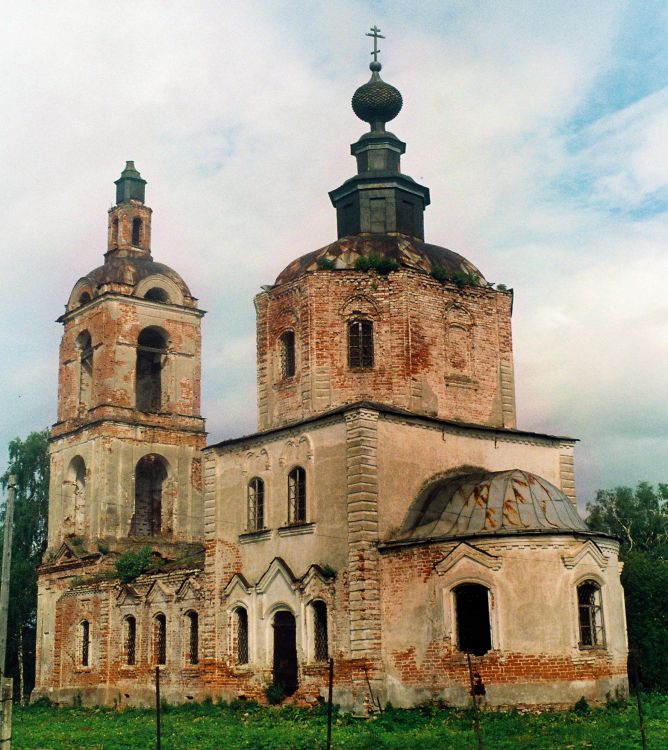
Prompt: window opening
<box><xmin>111</xmin><ymin>217</ymin><xmax>119</xmax><ymax>247</ymax></box>
<box><xmin>247</xmin><ymin>478</ymin><xmax>265</xmax><ymax>531</ymax></box>
<box><xmin>272</xmin><ymin>611</ymin><xmax>298</xmax><ymax>695</ymax></box>
<box><xmin>312</xmin><ymin>601</ymin><xmax>328</xmax><ymax>662</ymax></box>
<box><xmin>144</xmin><ymin>287</ymin><xmax>170</xmax><ymax>303</ymax></box>
<box><xmin>186</xmin><ymin>611</ymin><xmax>199</xmax><ymax>665</ymax></box>
<box><xmin>154</xmin><ymin>614</ymin><xmax>167</xmax><ymax>665</ymax></box>
<box><xmin>454</xmin><ymin>583</ymin><xmax>491</xmax><ymax>656</ymax></box>
<box><xmin>578</xmin><ymin>581</ymin><xmax>605</xmax><ymax>647</ymax></box>
<box><xmin>136</xmin><ymin>327</ymin><xmax>167</xmax><ymax>412</ymax></box>
<box><xmin>288</xmin><ymin>467</ymin><xmax>306</xmax><ymax>524</ymax></box>
<box><xmin>76</xmin><ymin>330</ymin><xmax>93</xmax><ymax>409</ymax></box>
<box><xmin>125</xmin><ymin>616</ymin><xmax>136</xmax><ymax>666</ymax></box>
<box><xmin>80</xmin><ymin>620</ymin><xmax>90</xmax><ymax>667</ymax></box>
<box><xmin>131</xmin><ymin>454</ymin><xmax>167</xmax><ymax>536</ymax></box>
<box><xmin>280</xmin><ymin>331</ymin><xmax>296</xmax><ymax>378</ymax></box>
<box><xmin>78</xmin><ymin>291</ymin><xmax>91</xmax><ymax>305</ymax></box>
<box><xmin>236</xmin><ymin>608</ymin><xmax>249</xmax><ymax>665</ymax></box>
<box><xmin>66</xmin><ymin>456</ymin><xmax>86</xmax><ymax>535</ymax></box>
<box><xmin>348</xmin><ymin>319</ymin><xmax>374</xmax><ymax>368</ymax></box>
<box><xmin>132</xmin><ymin>217</ymin><xmax>142</xmax><ymax>246</ymax></box>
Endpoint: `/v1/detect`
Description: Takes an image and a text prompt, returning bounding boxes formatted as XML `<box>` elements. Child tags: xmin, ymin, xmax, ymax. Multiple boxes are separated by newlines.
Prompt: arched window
<box><xmin>144</xmin><ymin>287</ymin><xmax>170</xmax><ymax>303</ymax></box>
<box><xmin>66</xmin><ymin>456</ymin><xmax>86</xmax><ymax>535</ymax></box>
<box><xmin>76</xmin><ymin>330</ymin><xmax>93</xmax><ymax>409</ymax></box>
<box><xmin>185</xmin><ymin>611</ymin><xmax>199</xmax><ymax>665</ymax></box>
<box><xmin>111</xmin><ymin>217</ymin><xmax>119</xmax><ymax>247</ymax></box>
<box><xmin>78</xmin><ymin>291</ymin><xmax>91</xmax><ymax>306</ymax></box>
<box><xmin>131</xmin><ymin>454</ymin><xmax>167</xmax><ymax>536</ymax></box>
<box><xmin>154</xmin><ymin>613</ymin><xmax>167</xmax><ymax>665</ymax></box>
<box><xmin>136</xmin><ymin>327</ymin><xmax>167</xmax><ymax>412</ymax></box>
<box><xmin>348</xmin><ymin>319</ymin><xmax>374</xmax><ymax>369</ymax></box>
<box><xmin>234</xmin><ymin>608</ymin><xmax>249</xmax><ymax>665</ymax></box>
<box><xmin>280</xmin><ymin>331</ymin><xmax>296</xmax><ymax>379</ymax></box>
<box><xmin>124</xmin><ymin>616</ymin><xmax>137</xmax><ymax>666</ymax></box>
<box><xmin>288</xmin><ymin>467</ymin><xmax>306</xmax><ymax>524</ymax></box>
<box><xmin>578</xmin><ymin>581</ymin><xmax>605</xmax><ymax>648</ymax></box>
<box><xmin>247</xmin><ymin>478</ymin><xmax>265</xmax><ymax>531</ymax></box>
<box><xmin>80</xmin><ymin>620</ymin><xmax>90</xmax><ymax>667</ymax></box>
<box><xmin>132</xmin><ymin>217</ymin><xmax>142</xmax><ymax>246</ymax></box>
<box><xmin>454</xmin><ymin>583</ymin><xmax>491</xmax><ymax>656</ymax></box>
<box><xmin>312</xmin><ymin>601</ymin><xmax>328</xmax><ymax>662</ymax></box>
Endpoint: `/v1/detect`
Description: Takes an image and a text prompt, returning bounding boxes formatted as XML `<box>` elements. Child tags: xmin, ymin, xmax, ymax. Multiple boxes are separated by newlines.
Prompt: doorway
<box><xmin>272</xmin><ymin>610</ymin><xmax>298</xmax><ymax>696</ymax></box>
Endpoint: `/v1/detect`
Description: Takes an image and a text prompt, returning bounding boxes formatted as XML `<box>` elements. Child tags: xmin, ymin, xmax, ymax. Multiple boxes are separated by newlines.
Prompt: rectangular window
<box><xmin>288</xmin><ymin>467</ymin><xmax>306</xmax><ymax>524</ymax></box>
<box><xmin>348</xmin><ymin>320</ymin><xmax>374</xmax><ymax>369</ymax></box>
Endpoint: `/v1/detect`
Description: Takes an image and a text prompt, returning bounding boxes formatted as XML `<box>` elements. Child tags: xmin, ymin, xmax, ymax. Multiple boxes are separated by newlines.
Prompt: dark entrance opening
<box><xmin>454</xmin><ymin>583</ymin><xmax>491</xmax><ymax>656</ymax></box>
<box><xmin>272</xmin><ymin>610</ymin><xmax>298</xmax><ymax>696</ymax></box>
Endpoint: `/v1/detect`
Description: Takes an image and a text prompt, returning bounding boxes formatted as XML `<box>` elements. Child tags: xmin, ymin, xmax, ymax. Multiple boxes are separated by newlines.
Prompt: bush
<box><xmin>354</xmin><ymin>253</ymin><xmax>399</xmax><ymax>275</ymax></box>
<box><xmin>115</xmin><ymin>546</ymin><xmax>152</xmax><ymax>583</ymax></box>
<box><xmin>572</xmin><ymin>696</ymin><xmax>590</xmax><ymax>715</ymax></box>
<box><xmin>316</xmin><ymin>256</ymin><xmax>336</xmax><ymax>270</ymax></box>
<box><xmin>264</xmin><ymin>682</ymin><xmax>285</xmax><ymax>705</ymax></box>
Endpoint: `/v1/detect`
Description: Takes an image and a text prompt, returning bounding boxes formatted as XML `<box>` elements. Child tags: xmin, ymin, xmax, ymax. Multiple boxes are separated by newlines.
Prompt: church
<box><xmin>33</xmin><ymin>46</ymin><xmax>628</xmax><ymax>710</ymax></box>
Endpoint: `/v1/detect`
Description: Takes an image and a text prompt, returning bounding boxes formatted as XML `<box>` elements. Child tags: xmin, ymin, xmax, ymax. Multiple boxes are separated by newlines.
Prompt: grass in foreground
<box><xmin>11</xmin><ymin>694</ymin><xmax>668</xmax><ymax>750</ymax></box>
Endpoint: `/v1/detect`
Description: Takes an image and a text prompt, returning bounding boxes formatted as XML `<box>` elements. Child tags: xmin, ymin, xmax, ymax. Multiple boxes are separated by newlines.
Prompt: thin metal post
<box><xmin>0</xmin><ymin>476</ymin><xmax>17</xmax><ymax>750</ymax></box>
<box><xmin>326</xmin><ymin>658</ymin><xmax>334</xmax><ymax>750</ymax></box>
<box><xmin>467</xmin><ymin>652</ymin><xmax>484</xmax><ymax>750</ymax></box>
<box><xmin>630</xmin><ymin>648</ymin><xmax>647</xmax><ymax>750</ymax></box>
<box><xmin>155</xmin><ymin>666</ymin><xmax>162</xmax><ymax>750</ymax></box>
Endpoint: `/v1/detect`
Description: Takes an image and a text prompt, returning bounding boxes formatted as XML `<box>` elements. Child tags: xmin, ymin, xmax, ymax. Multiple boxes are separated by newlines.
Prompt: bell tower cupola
<box><xmin>329</xmin><ymin>27</ymin><xmax>430</xmax><ymax>240</ymax></box>
<box><xmin>107</xmin><ymin>161</ymin><xmax>152</xmax><ymax>259</ymax></box>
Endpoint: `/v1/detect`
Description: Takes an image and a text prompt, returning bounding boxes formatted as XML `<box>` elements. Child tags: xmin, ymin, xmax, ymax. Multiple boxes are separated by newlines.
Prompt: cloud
<box><xmin>1</xmin><ymin>1</ymin><xmax>665</xmax><ymax>511</ymax></box>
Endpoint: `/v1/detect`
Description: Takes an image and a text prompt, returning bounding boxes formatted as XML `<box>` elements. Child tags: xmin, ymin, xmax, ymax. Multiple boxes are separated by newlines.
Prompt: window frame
<box><xmin>279</xmin><ymin>330</ymin><xmax>296</xmax><ymax>379</ymax></box>
<box><xmin>153</xmin><ymin>613</ymin><xmax>167</xmax><ymax>665</ymax></box>
<box><xmin>79</xmin><ymin>619</ymin><xmax>91</xmax><ymax>668</ymax></box>
<box><xmin>453</xmin><ymin>582</ymin><xmax>492</xmax><ymax>656</ymax></box>
<box><xmin>348</xmin><ymin>318</ymin><xmax>374</xmax><ymax>369</ymax></box>
<box><xmin>185</xmin><ymin>610</ymin><xmax>199</xmax><ymax>665</ymax></box>
<box><xmin>234</xmin><ymin>607</ymin><xmax>249</xmax><ymax>666</ymax></box>
<box><xmin>287</xmin><ymin>466</ymin><xmax>307</xmax><ymax>525</ymax></box>
<box><xmin>247</xmin><ymin>477</ymin><xmax>265</xmax><ymax>532</ymax></box>
<box><xmin>577</xmin><ymin>579</ymin><xmax>606</xmax><ymax>649</ymax></box>
<box><xmin>311</xmin><ymin>600</ymin><xmax>328</xmax><ymax>663</ymax></box>
<box><xmin>124</xmin><ymin>615</ymin><xmax>137</xmax><ymax>666</ymax></box>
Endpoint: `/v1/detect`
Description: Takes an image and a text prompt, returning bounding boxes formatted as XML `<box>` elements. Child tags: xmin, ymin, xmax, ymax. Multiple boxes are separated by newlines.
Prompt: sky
<box><xmin>1</xmin><ymin>0</ymin><xmax>666</xmax><ymax>509</ymax></box>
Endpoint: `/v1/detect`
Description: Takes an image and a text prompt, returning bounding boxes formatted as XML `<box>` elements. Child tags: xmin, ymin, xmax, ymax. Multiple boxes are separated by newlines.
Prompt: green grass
<box><xmin>11</xmin><ymin>695</ymin><xmax>668</xmax><ymax>750</ymax></box>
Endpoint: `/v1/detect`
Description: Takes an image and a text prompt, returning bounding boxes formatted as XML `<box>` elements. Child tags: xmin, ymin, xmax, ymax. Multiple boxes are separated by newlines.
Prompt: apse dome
<box><xmin>396</xmin><ymin>469</ymin><xmax>589</xmax><ymax>543</ymax></box>
<box><xmin>274</xmin><ymin>233</ymin><xmax>487</xmax><ymax>287</ymax></box>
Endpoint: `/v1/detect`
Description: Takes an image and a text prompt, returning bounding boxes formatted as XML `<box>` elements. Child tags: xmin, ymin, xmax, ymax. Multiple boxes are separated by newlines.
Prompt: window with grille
<box><xmin>154</xmin><ymin>614</ymin><xmax>167</xmax><ymax>665</ymax></box>
<box><xmin>186</xmin><ymin>611</ymin><xmax>199</xmax><ymax>665</ymax></box>
<box><xmin>236</xmin><ymin>608</ymin><xmax>249</xmax><ymax>665</ymax></box>
<box><xmin>280</xmin><ymin>331</ymin><xmax>296</xmax><ymax>378</ymax></box>
<box><xmin>288</xmin><ymin>467</ymin><xmax>306</xmax><ymax>524</ymax></box>
<box><xmin>80</xmin><ymin>620</ymin><xmax>90</xmax><ymax>667</ymax></box>
<box><xmin>247</xmin><ymin>478</ymin><xmax>265</xmax><ymax>531</ymax></box>
<box><xmin>132</xmin><ymin>217</ymin><xmax>142</xmax><ymax>246</ymax></box>
<box><xmin>348</xmin><ymin>319</ymin><xmax>374</xmax><ymax>369</ymax></box>
<box><xmin>312</xmin><ymin>601</ymin><xmax>328</xmax><ymax>662</ymax></box>
<box><xmin>125</xmin><ymin>616</ymin><xmax>136</xmax><ymax>666</ymax></box>
<box><xmin>578</xmin><ymin>581</ymin><xmax>605</xmax><ymax>648</ymax></box>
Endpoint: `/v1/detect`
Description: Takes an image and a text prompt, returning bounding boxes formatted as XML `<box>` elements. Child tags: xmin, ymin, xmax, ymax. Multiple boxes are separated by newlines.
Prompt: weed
<box><xmin>115</xmin><ymin>546</ymin><xmax>152</xmax><ymax>583</ymax></box>
<box><xmin>264</xmin><ymin>682</ymin><xmax>285</xmax><ymax>705</ymax></box>
<box><xmin>316</xmin><ymin>256</ymin><xmax>336</xmax><ymax>270</ymax></box>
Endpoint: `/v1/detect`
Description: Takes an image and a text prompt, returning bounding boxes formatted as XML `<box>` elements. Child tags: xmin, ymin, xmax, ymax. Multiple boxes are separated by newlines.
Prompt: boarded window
<box><xmin>236</xmin><ymin>608</ymin><xmax>249</xmax><ymax>665</ymax></box>
<box><xmin>80</xmin><ymin>620</ymin><xmax>90</xmax><ymax>667</ymax></box>
<box><xmin>578</xmin><ymin>581</ymin><xmax>605</xmax><ymax>647</ymax></box>
<box><xmin>125</xmin><ymin>616</ymin><xmax>137</xmax><ymax>666</ymax></box>
<box><xmin>186</xmin><ymin>611</ymin><xmax>199</xmax><ymax>665</ymax></box>
<box><xmin>312</xmin><ymin>601</ymin><xmax>328</xmax><ymax>662</ymax></box>
<box><xmin>288</xmin><ymin>467</ymin><xmax>306</xmax><ymax>524</ymax></box>
<box><xmin>154</xmin><ymin>614</ymin><xmax>167</xmax><ymax>665</ymax></box>
<box><xmin>348</xmin><ymin>319</ymin><xmax>374</xmax><ymax>368</ymax></box>
<box><xmin>247</xmin><ymin>477</ymin><xmax>265</xmax><ymax>531</ymax></box>
<box><xmin>136</xmin><ymin>327</ymin><xmax>167</xmax><ymax>412</ymax></box>
<box><xmin>280</xmin><ymin>331</ymin><xmax>296</xmax><ymax>378</ymax></box>
<box><xmin>131</xmin><ymin>454</ymin><xmax>167</xmax><ymax>536</ymax></box>
<box><xmin>454</xmin><ymin>583</ymin><xmax>491</xmax><ymax>656</ymax></box>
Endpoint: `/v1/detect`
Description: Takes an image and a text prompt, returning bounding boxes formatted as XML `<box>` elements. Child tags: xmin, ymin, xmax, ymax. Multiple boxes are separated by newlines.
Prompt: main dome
<box><xmin>274</xmin><ymin>233</ymin><xmax>487</xmax><ymax>287</ymax></box>
<box><xmin>395</xmin><ymin>469</ymin><xmax>588</xmax><ymax>543</ymax></box>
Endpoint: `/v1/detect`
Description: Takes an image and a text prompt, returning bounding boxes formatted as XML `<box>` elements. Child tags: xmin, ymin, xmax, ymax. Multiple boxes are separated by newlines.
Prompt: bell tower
<box><xmin>47</xmin><ymin>164</ymin><xmax>206</xmax><ymax>552</ymax></box>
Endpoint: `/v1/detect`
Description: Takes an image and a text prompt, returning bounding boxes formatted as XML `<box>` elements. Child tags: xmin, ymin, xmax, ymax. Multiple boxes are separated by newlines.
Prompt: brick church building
<box><xmin>34</xmin><ymin>50</ymin><xmax>628</xmax><ymax>710</ymax></box>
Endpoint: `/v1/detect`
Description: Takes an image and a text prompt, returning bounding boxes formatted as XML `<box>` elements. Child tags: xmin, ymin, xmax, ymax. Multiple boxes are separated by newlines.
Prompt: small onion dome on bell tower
<box><xmin>107</xmin><ymin>162</ymin><xmax>152</xmax><ymax>260</ymax></box>
<box><xmin>329</xmin><ymin>27</ymin><xmax>430</xmax><ymax>241</ymax></box>
<box><xmin>114</xmin><ymin>160</ymin><xmax>147</xmax><ymax>204</ymax></box>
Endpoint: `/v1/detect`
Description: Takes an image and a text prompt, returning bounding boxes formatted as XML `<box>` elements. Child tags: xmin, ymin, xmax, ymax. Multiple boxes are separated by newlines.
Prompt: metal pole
<box><xmin>630</xmin><ymin>647</ymin><xmax>647</xmax><ymax>750</ymax></box>
<box><xmin>466</xmin><ymin>652</ymin><xmax>484</xmax><ymax>750</ymax></box>
<box><xmin>326</xmin><ymin>658</ymin><xmax>334</xmax><ymax>750</ymax></box>
<box><xmin>155</xmin><ymin>666</ymin><xmax>162</xmax><ymax>750</ymax></box>
<box><xmin>0</xmin><ymin>476</ymin><xmax>17</xmax><ymax>750</ymax></box>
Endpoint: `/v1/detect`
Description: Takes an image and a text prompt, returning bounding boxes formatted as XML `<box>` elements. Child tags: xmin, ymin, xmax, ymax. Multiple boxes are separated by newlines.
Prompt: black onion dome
<box><xmin>274</xmin><ymin>234</ymin><xmax>486</xmax><ymax>287</ymax></box>
<box><xmin>352</xmin><ymin>64</ymin><xmax>403</xmax><ymax>125</ymax></box>
<box><xmin>396</xmin><ymin>469</ymin><xmax>588</xmax><ymax>543</ymax></box>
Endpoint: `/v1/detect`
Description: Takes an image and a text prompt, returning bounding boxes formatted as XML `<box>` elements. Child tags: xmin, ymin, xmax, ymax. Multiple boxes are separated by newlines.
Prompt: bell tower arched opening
<box><xmin>136</xmin><ymin>327</ymin><xmax>167</xmax><ymax>412</ymax></box>
<box><xmin>131</xmin><ymin>454</ymin><xmax>168</xmax><ymax>536</ymax></box>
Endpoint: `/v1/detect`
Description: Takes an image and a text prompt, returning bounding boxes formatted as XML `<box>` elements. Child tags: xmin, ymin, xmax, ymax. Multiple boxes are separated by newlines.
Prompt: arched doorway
<box><xmin>272</xmin><ymin>610</ymin><xmax>298</xmax><ymax>696</ymax></box>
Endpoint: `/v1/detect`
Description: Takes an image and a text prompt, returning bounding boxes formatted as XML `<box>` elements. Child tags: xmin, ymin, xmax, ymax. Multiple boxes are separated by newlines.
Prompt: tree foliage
<box><xmin>587</xmin><ymin>482</ymin><xmax>668</xmax><ymax>691</ymax></box>
<box><xmin>0</xmin><ymin>429</ymin><xmax>50</xmax><ymax>701</ymax></box>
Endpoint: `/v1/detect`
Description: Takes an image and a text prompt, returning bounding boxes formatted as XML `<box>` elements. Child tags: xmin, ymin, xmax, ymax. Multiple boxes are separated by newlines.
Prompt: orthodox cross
<box><xmin>366</xmin><ymin>25</ymin><xmax>385</xmax><ymax>63</ymax></box>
